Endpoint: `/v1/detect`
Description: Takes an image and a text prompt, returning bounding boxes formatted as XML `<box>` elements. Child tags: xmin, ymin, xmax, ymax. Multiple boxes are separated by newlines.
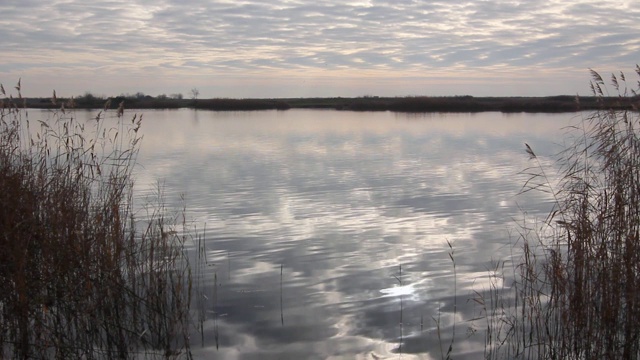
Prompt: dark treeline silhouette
<box><xmin>10</xmin><ymin>93</ymin><xmax>640</xmax><ymax>113</ymax></box>
<box><xmin>193</xmin><ymin>98</ymin><xmax>290</xmax><ymax>110</ymax></box>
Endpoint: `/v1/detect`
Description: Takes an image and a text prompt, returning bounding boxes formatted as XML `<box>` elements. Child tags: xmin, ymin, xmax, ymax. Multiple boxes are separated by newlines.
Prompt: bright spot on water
<box><xmin>379</xmin><ymin>284</ymin><xmax>416</xmax><ymax>298</ymax></box>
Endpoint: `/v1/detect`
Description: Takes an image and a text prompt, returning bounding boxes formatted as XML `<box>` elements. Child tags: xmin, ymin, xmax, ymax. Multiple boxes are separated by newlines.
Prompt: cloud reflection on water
<box><xmin>32</xmin><ymin>108</ymin><xmax>576</xmax><ymax>358</ymax></box>
<box><xmin>133</xmin><ymin>109</ymin><xmax>573</xmax><ymax>359</ymax></box>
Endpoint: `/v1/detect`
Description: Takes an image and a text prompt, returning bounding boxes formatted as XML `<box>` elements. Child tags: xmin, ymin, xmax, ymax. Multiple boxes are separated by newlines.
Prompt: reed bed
<box><xmin>475</xmin><ymin>66</ymin><xmax>640</xmax><ymax>359</ymax></box>
<box><xmin>0</xmin><ymin>84</ymin><xmax>196</xmax><ymax>359</ymax></box>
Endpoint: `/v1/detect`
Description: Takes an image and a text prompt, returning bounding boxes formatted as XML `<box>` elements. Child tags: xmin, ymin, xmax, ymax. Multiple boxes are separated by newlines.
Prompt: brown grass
<box><xmin>474</xmin><ymin>65</ymin><xmax>640</xmax><ymax>359</ymax></box>
<box><xmin>0</xmin><ymin>84</ymin><xmax>196</xmax><ymax>359</ymax></box>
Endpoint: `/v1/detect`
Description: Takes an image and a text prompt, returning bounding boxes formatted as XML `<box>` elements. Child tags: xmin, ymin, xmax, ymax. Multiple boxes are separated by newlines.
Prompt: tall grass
<box><xmin>477</xmin><ymin>65</ymin><xmax>640</xmax><ymax>359</ymax></box>
<box><xmin>0</xmin><ymin>83</ymin><xmax>195</xmax><ymax>359</ymax></box>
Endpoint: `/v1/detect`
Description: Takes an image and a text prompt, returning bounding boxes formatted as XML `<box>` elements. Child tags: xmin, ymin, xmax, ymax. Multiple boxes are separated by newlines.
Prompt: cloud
<box><xmin>0</xmin><ymin>0</ymin><xmax>638</xmax><ymax>96</ymax></box>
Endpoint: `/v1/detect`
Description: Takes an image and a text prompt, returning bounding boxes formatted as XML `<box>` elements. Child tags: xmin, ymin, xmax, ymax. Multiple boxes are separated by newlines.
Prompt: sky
<box><xmin>1</xmin><ymin>0</ymin><xmax>639</xmax><ymax>98</ymax></box>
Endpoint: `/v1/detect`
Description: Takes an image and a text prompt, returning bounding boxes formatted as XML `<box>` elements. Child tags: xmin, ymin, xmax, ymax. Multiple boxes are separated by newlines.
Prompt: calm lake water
<box><xmin>36</xmin><ymin>108</ymin><xmax>579</xmax><ymax>359</ymax></box>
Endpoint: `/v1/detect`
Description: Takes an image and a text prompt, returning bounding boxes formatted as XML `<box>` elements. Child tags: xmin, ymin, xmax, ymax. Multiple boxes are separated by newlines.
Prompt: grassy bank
<box><xmin>16</xmin><ymin>93</ymin><xmax>639</xmax><ymax>113</ymax></box>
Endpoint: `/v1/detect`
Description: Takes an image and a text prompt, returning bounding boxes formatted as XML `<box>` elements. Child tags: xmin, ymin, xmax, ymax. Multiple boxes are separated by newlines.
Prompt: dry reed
<box><xmin>0</xmin><ymin>83</ymin><xmax>196</xmax><ymax>359</ymax></box>
<box><xmin>475</xmin><ymin>65</ymin><xmax>640</xmax><ymax>359</ymax></box>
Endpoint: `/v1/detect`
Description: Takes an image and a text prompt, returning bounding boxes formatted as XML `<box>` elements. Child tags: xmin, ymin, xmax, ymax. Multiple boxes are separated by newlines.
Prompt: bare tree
<box><xmin>190</xmin><ymin>88</ymin><xmax>200</xmax><ymax>100</ymax></box>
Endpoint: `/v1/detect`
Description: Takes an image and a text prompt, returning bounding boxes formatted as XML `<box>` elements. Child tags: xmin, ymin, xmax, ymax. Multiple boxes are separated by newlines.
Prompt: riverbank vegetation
<box><xmin>16</xmin><ymin>92</ymin><xmax>638</xmax><ymax>113</ymax></box>
<box><xmin>475</xmin><ymin>66</ymin><xmax>640</xmax><ymax>358</ymax></box>
<box><xmin>0</xmin><ymin>85</ymin><xmax>197</xmax><ymax>358</ymax></box>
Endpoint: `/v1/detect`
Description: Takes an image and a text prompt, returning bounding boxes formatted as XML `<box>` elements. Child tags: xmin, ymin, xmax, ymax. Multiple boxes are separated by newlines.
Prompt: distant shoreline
<box><xmin>13</xmin><ymin>95</ymin><xmax>639</xmax><ymax>113</ymax></box>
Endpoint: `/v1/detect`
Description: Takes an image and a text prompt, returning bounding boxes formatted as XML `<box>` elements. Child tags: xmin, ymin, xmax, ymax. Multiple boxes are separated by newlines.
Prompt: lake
<box><xmin>39</xmin><ymin>108</ymin><xmax>579</xmax><ymax>359</ymax></box>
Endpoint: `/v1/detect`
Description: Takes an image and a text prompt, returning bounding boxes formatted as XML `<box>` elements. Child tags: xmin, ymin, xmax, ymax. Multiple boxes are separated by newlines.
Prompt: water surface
<box><xmin>42</xmin><ymin>108</ymin><xmax>580</xmax><ymax>358</ymax></box>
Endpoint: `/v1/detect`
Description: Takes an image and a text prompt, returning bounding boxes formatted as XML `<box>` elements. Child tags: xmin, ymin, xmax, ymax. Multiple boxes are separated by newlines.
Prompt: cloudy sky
<box><xmin>1</xmin><ymin>0</ymin><xmax>638</xmax><ymax>98</ymax></box>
